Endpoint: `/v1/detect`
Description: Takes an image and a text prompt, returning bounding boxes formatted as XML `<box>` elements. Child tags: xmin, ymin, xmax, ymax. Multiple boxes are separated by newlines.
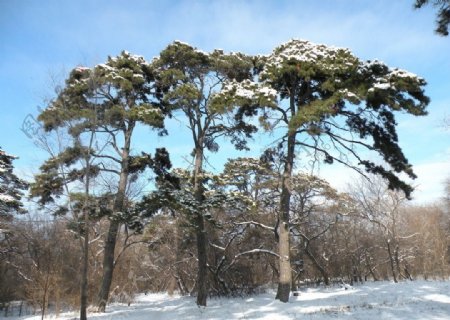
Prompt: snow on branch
<box><xmin>225</xmin><ymin>249</ymin><xmax>280</xmax><ymax>273</ymax></box>
<box><xmin>234</xmin><ymin>220</ymin><xmax>274</xmax><ymax>231</ymax></box>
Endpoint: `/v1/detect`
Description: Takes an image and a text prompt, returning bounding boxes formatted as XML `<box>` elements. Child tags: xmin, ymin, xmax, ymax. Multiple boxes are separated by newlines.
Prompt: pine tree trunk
<box><xmin>193</xmin><ymin>146</ymin><xmax>208</xmax><ymax>307</ymax></box>
<box><xmin>80</xmin><ymin>129</ymin><xmax>95</xmax><ymax>320</ymax></box>
<box><xmin>80</xmin><ymin>209</ymin><xmax>89</xmax><ymax>320</ymax></box>
<box><xmin>275</xmin><ymin>131</ymin><xmax>296</xmax><ymax>302</ymax></box>
<box><xmin>276</xmin><ymin>221</ymin><xmax>291</xmax><ymax>302</ymax></box>
<box><xmin>173</xmin><ymin>219</ymin><xmax>188</xmax><ymax>295</ymax></box>
<box><xmin>195</xmin><ymin>213</ymin><xmax>208</xmax><ymax>306</ymax></box>
<box><xmin>275</xmin><ymin>86</ymin><xmax>297</xmax><ymax>303</ymax></box>
<box><xmin>96</xmin><ymin>220</ymin><xmax>120</xmax><ymax>312</ymax></box>
<box><xmin>96</xmin><ymin>124</ymin><xmax>133</xmax><ymax>312</ymax></box>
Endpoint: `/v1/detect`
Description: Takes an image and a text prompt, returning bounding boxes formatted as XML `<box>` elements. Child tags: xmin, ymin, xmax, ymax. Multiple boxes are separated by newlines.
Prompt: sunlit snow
<box><xmin>10</xmin><ymin>280</ymin><xmax>450</xmax><ymax>320</ymax></box>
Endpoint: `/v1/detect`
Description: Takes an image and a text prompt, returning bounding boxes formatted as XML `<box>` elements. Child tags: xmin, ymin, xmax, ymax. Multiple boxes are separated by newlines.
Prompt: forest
<box><xmin>1</xmin><ymin>1</ymin><xmax>450</xmax><ymax>318</ymax></box>
<box><xmin>1</xmin><ymin>37</ymin><xmax>449</xmax><ymax>319</ymax></box>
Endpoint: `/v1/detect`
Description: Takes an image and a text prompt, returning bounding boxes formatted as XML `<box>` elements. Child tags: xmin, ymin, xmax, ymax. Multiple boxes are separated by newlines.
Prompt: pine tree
<box><xmin>0</xmin><ymin>147</ymin><xmax>28</xmax><ymax>219</ymax></box>
<box><xmin>153</xmin><ymin>41</ymin><xmax>272</xmax><ymax>306</ymax></box>
<box><xmin>225</xmin><ymin>39</ymin><xmax>429</xmax><ymax>302</ymax></box>
<box><xmin>221</xmin><ymin>157</ymin><xmax>278</xmax><ymax>204</ymax></box>
<box><xmin>31</xmin><ymin>51</ymin><xmax>168</xmax><ymax>315</ymax></box>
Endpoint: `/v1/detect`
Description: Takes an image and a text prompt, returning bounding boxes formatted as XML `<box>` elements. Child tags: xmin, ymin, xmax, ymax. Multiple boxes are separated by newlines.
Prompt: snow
<box><xmin>173</xmin><ymin>40</ymin><xmax>191</xmax><ymax>46</ymax></box>
<box><xmin>390</xmin><ymin>68</ymin><xmax>420</xmax><ymax>79</ymax></box>
<box><xmin>0</xmin><ymin>194</ymin><xmax>15</xmax><ymax>203</ymax></box>
<box><xmin>136</xmin><ymin>107</ymin><xmax>161</xmax><ymax>117</ymax></box>
<box><xmin>271</xmin><ymin>39</ymin><xmax>352</xmax><ymax>65</ymax></box>
<box><xmin>361</xmin><ymin>59</ymin><xmax>422</xmax><ymax>94</ymax></box>
<box><xmin>222</xmin><ymin>80</ymin><xmax>255</xmax><ymax>99</ymax></box>
<box><xmin>171</xmin><ymin>40</ymin><xmax>209</xmax><ymax>55</ymax></box>
<box><xmin>120</xmin><ymin>51</ymin><xmax>147</xmax><ymax>63</ymax></box>
<box><xmin>220</xmin><ymin>79</ymin><xmax>277</xmax><ymax>102</ymax></box>
<box><xmin>0</xmin><ymin>150</ymin><xmax>18</xmax><ymax>159</ymax></box>
<box><xmin>97</xmin><ymin>63</ymin><xmax>114</xmax><ymax>71</ymax></box>
<box><xmin>373</xmin><ymin>82</ymin><xmax>392</xmax><ymax>90</ymax></box>
<box><xmin>338</xmin><ymin>88</ymin><xmax>360</xmax><ymax>102</ymax></box>
<box><xmin>261</xmin><ymin>39</ymin><xmax>355</xmax><ymax>76</ymax></box>
<box><xmin>75</xmin><ymin>66</ymin><xmax>90</xmax><ymax>72</ymax></box>
<box><xmin>11</xmin><ymin>280</ymin><xmax>450</xmax><ymax>319</ymax></box>
<box><xmin>259</xmin><ymin>86</ymin><xmax>277</xmax><ymax>97</ymax></box>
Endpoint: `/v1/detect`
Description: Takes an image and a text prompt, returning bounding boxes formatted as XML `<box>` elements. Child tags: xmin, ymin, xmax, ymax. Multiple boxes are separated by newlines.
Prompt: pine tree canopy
<box><xmin>30</xmin><ymin>52</ymin><xmax>172</xmax><ymax>213</ymax></box>
<box><xmin>38</xmin><ymin>51</ymin><xmax>166</xmax><ymax>135</ymax></box>
<box><xmin>225</xmin><ymin>39</ymin><xmax>429</xmax><ymax>199</ymax></box>
<box><xmin>154</xmin><ymin>41</ymin><xmax>274</xmax><ymax>152</ymax></box>
<box><xmin>0</xmin><ymin>147</ymin><xmax>28</xmax><ymax>218</ymax></box>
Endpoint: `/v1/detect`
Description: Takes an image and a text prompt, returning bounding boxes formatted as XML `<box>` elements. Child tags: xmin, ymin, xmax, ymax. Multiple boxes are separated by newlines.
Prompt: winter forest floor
<box><xmin>6</xmin><ymin>280</ymin><xmax>450</xmax><ymax>320</ymax></box>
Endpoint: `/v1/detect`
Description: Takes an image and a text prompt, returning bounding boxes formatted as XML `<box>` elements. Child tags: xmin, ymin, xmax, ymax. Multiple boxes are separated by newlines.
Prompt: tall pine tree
<box><xmin>32</xmin><ymin>51</ymin><xmax>168</xmax><ymax>314</ymax></box>
<box><xmin>223</xmin><ymin>39</ymin><xmax>429</xmax><ymax>302</ymax></box>
<box><xmin>153</xmin><ymin>41</ymin><xmax>273</xmax><ymax>306</ymax></box>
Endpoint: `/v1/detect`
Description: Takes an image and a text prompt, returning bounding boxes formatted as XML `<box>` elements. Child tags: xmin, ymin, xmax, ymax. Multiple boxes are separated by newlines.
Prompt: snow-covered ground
<box><xmin>8</xmin><ymin>280</ymin><xmax>450</xmax><ymax>319</ymax></box>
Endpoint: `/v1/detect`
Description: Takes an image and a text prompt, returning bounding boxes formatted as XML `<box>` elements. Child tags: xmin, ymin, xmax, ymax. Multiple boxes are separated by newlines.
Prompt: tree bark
<box><xmin>96</xmin><ymin>123</ymin><xmax>133</xmax><ymax>312</ymax></box>
<box><xmin>41</xmin><ymin>270</ymin><xmax>50</xmax><ymax>320</ymax></box>
<box><xmin>193</xmin><ymin>147</ymin><xmax>208</xmax><ymax>306</ymax></box>
<box><xmin>96</xmin><ymin>220</ymin><xmax>120</xmax><ymax>312</ymax></box>
<box><xmin>275</xmin><ymin>83</ymin><xmax>297</xmax><ymax>303</ymax></box>
<box><xmin>80</xmin><ymin>129</ymin><xmax>95</xmax><ymax>320</ymax></box>
<box><xmin>276</xmin><ymin>221</ymin><xmax>291</xmax><ymax>302</ymax></box>
<box><xmin>394</xmin><ymin>244</ymin><xmax>403</xmax><ymax>279</ymax></box>
<box><xmin>195</xmin><ymin>214</ymin><xmax>208</xmax><ymax>306</ymax></box>
<box><xmin>387</xmin><ymin>240</ymin><xmax>398</xmax><ymax>283</ymax></box>
<box><xmin>275</xmin><ymin>131</ymin><xmax>296</xmax><ymax>302</ymax></box>
<box><xmin>80</xmin><ymin>211</ymin><xmax>89</xmax><ymax>320</ymax></box>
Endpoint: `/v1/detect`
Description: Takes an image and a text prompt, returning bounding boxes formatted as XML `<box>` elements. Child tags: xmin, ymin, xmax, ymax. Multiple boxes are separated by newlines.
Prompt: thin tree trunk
<box><xmin>173</xmin><ymin>219</ymin><xmax>188</xmax><ymax>295</ymax></box>
<box><xmin>96</xmin><ymin>123</ymin><xmax>133</xmax><ymax>312</ymax></box>
<box><xmin>394</xmin><ymin>244</ymin><xmax>403</xmax><ymax>279</ymax></box>
<box><xmin>96</xmin><ymin>212</ymin><xmax>121</xmax><ymax>311</ymax></box>
<box><xmin>387</xmin><ymin>240</ymin><xmax>398</xmax><ymax>283</ymax></box>
<box><xmin>304</xmin><ymin>246</ymin><xmax>330</xmax><ymax>285</ymax></box>
<box><xmin>55</xmin><ymin>282</ymin><xmax>60</xmax><ymax>318</ymax></box>
<box><xmin>365</xmin><ymin>257</ymin><xmax>379</xmax><ymax>281</ymax></box>
<box><xmin>193</xmin><ymin>147</ymin><xmax>208</xmax><ymax>307</ymax></box>
<box><xmin>195</xmin><ymin>214</ymin><xmax>208</xmax><ymax>306</ymax></box>
<box><xmin>80</xmin><ymin>113</ymin><xmax>96</xmax><ymax>319</ymax></box>
<box><xmin>80</xmin><ymin>212</ymin><xmax>89</xmax><ymax>320</ymax></box>
<box><xmin>41</xmin><ymin>263</ymin><xmax>51</xmax><ymax>320</ymax></box>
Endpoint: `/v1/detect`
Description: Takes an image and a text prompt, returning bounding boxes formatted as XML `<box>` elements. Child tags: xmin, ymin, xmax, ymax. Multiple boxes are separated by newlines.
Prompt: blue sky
<box><xmin>1</xmin><ymin>0</ymin><xmax>449</xmax><ymax>203</ymax></box>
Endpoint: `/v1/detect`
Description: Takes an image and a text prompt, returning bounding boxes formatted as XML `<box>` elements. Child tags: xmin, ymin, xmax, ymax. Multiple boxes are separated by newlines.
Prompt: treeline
<box><xmin>1</xmin><ymin>39</ymin><xmax>445</xmax><ymax>318</ymax></box>
<box><xmin>1</xmin><ymin>170</ymin><xmax>449</xmax><ymax>317</ymax></box>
